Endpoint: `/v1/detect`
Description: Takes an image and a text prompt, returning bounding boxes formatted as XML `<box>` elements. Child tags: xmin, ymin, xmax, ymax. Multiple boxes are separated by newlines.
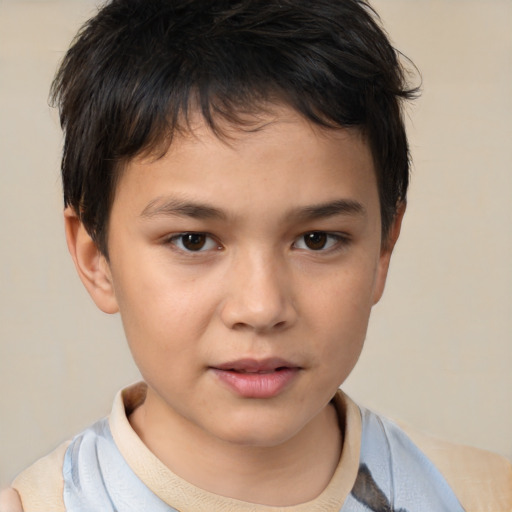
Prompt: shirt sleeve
<box><xmin>11</xmin><ymin>441</ymin><xmax>70</xmax><ymax>512</ymax></box>
<box><xmin>399</xmin><ymin>422</ymin><xmax>512</xmax><ymax>512</ymax></box>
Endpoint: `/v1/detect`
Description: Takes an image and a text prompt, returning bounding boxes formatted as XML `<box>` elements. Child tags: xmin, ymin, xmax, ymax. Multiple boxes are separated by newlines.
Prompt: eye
<box><xmin>168</xmin><ymin>233</ymin><xmax>221</xmax><ymax>252</ymax></box>
<box><xmin>293</xmin><ymin>231</ymin><xmax>346</xmax><ymax>251</ymax></box>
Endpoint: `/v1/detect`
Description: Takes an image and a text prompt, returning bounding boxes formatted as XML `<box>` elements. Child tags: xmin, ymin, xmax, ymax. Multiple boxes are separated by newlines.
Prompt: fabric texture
<box><xmin>60</xmin><ymin>395</ymin><xmax>464</xmax><ymax>512</ymax></box>
<box><xmin>10</xmin><ymin>440</ymin><xmax>69</xmax><ymax>512</ymax></box>
<box><xmin>399</xmin><ymin>420</ymin><xmax>512</xmax><ymax>511</ymax></box>
<box><xmin>10</xmin><ymin>383</ymin><xmax>512</xmax><ymax>512</ymax></box>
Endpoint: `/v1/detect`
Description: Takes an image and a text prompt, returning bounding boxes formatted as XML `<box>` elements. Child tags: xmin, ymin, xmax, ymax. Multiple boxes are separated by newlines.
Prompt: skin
<box><xmin>64</xmin><ymin>106</ymin><xmax>404</xmax><ymax>506</ymax></box>
<box><xmin>0</xmin><ymin>489</ymin><xmax>23</xmax><ymax>512</ymax></box>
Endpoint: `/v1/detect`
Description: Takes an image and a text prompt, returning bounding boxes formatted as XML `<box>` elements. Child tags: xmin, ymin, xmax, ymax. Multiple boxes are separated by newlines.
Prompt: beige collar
<box><xmin>108</xmin><ymin>382</ymin><xmax>361</xmax><ymax>512</ymax></box>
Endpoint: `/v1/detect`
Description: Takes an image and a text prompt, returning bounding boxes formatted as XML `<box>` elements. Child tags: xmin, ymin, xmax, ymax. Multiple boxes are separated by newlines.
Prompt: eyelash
<box><xmin>164</xmin><ymin>231</ymin><xmax>350</xmax><ymax>254</ymax></box>
<box><xmin>166</xmin><ymin>232</ymin><xmax>222</xmax><ymax>253</ymax></box>
<box><xmin>292</xmin><ymin>232</ymin><xmax>350</xmax><ymax>252</ymax></box>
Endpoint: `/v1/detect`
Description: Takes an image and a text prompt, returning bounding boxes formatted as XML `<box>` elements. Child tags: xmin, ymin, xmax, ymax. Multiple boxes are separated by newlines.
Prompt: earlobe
<box><xmin>64</xmin><ymin>207</ymin><xmax>119</xmax><ymax>314</ymax></box>
<box><xmin>372</xmin><ymin>202</ymin><xmax>406</xmax><ymax>305</ymax></box>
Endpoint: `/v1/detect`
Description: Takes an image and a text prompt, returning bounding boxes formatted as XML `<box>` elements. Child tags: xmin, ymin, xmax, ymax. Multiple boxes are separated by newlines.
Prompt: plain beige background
<box><xmin>0</xmin><ymin>0</ymin><xmax>511</xmax><ymax>488</ymax></box>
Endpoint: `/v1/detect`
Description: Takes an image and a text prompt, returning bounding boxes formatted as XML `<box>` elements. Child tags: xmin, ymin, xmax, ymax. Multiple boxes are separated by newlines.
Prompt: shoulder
<box><xmin>5</xmin><ymin>384</ymin><xmax>143</xmax><ymax>512</ymax></box>
<box><xmin>344</xmin><ymin>395</ymin><xmax>512</xmax><ymax>512</ymax></box>
<box><xmin>10</xmin><ymin>441</ymin><xmax>70</xmax><ymax>512</ymax></box>
<box><xmin>399</xmin><ymin>421</ymin><xmax>512</xmax><ymax>512</ymax></box>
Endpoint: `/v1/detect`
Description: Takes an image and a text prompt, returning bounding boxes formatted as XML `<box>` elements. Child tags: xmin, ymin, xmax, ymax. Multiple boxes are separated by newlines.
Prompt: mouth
<box><xmin>212</xmin><ymin>357</ymin><xmax>300</xmax><ymax>373</ymax></box>
<box><xmin>224</xmin><ymin>368</ymin><xmax>289</xmax><ymax>374</ymax></box>
<box><xmin>210</xmin><ymin>358</ymin><xmax>301</xmax><ymax>398</ymax></box>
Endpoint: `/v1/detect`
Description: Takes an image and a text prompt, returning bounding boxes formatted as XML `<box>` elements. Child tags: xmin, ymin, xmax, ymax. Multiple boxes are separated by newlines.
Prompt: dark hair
<box><xmin>51</xmin><ymin>0</ymin><xmax>418</xmax><ymax>256</ymax></box>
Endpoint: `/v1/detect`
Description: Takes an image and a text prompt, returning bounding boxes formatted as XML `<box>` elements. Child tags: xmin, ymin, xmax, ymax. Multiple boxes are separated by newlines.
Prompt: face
<box><xmin>93</xmin><ymin>107</ymin><xmax>396</xmax><ymax>447</ymax></box>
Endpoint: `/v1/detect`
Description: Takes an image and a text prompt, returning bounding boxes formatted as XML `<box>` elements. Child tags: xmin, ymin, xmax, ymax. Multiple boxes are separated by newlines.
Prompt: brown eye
<box><xmin>170</xmin><ymin>233</ymin><xmax>219</xmax><ymax>252</ymax></box>
<box><xmin>303</xmin><ymin>232</ymin><xmax>328</xmax><ymax>250</ymax></box>
<box><xmin>294</xmin><ymin>231</ymin><xmax>346</xmax><ymax>252</ymax></box>
<box><xmin>182</xmin><ymin>233</ymin><xmax>207</xmax><ymax>251</ymax></box>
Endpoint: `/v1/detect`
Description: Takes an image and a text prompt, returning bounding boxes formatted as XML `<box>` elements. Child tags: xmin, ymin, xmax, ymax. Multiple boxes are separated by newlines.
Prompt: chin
<box><xmin>206</xmin><ymin>409</ymin><xmax>304</xmax><ymax>449</ymax></box>
<box><xmin>218</xmin><ymin>427</ymin><xmax>297</xmax><ymax>449</ymax></box>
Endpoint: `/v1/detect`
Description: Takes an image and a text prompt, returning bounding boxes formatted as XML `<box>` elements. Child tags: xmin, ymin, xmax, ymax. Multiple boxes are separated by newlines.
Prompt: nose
<box><xmin>219</xmin><ymin>250</ymin><xmax>297</xmax><ymax>333</ymax></box>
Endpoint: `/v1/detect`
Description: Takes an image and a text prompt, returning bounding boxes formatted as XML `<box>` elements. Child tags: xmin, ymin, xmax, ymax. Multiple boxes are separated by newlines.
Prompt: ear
<box><xmin>64</xmin><ymin>207</ymin><xmax>119</xmax><ymax>314</ymax></box>
<box><xmin>372</xmin><ymin>202</ymin><xmax>406</xmax><ymax>305</ymax></box>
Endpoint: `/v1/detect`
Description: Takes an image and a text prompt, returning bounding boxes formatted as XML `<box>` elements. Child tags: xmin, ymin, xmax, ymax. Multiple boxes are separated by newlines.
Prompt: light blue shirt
<box><xmin>63</xmin><ymin>406</ymin><xmax>465</xmax><ymax>511</ymax></box>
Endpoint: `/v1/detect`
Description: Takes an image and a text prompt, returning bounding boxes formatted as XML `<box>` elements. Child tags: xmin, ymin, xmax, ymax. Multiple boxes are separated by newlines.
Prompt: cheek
<box><xmin>307</xmin><ymin>258</ymin><xmax>378</xmax><ymax>322</ymax></box>
<box><xmin>111</xmin><ymin>255</ymin><xmax>222</xmax><ymax>360</ymax></box>
<box><xmin>305</xmin><ymin>262</ymin><xmax>378</xmax><ymax>365</ymax></box>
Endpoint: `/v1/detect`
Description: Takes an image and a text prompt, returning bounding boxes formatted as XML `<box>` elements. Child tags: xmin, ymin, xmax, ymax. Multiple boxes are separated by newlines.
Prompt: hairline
<box><xmin>98</xmin><ymin>104</ymin><xmax>394</xmax><ymax>260</ymax></box>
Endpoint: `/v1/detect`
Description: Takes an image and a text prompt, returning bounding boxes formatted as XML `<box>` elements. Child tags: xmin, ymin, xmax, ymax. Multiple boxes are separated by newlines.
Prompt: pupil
<box><xmin>305</xmin><ymin>232</ymin><xmax>327</xmax><ymax>250</ymax></box>
<box><xmin>183</xmin><ymin>233</ymin><xmax>205</xmax><ymax>251</ymax></box>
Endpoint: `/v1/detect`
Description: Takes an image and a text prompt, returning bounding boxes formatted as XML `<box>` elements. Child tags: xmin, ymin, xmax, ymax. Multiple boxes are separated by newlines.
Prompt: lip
<box><xmin>210</xmin><ymin>358</ymin><xmax>301</xmax><ymax>399</ymax></box>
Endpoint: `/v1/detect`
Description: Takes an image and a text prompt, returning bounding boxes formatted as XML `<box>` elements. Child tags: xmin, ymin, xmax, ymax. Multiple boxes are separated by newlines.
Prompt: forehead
<box><xmin>113</xmin><ymin>106</ymin><xmax>379</xmax><ymax>224</ymax></box>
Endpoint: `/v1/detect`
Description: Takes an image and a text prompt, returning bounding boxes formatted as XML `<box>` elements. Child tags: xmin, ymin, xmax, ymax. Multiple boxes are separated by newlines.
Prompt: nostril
<box><xmin>219</xmin><ymin>291</ymin><xmax>297</xmax><ymax>332</ymax></box>
<box><xmin>230</xmin><ymin>320</ymin><xmax>288</xmax><ymax>333</ymax></box>
<box><xmin>232</xmin><ymin>322</ymin><xmax>248</xmax><ymax>331</ymax></box>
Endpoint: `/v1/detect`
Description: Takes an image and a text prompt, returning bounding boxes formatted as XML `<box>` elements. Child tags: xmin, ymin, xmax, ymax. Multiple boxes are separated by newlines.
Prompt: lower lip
<box><xmin>211</xmin><ymin>368</ymin><xmax>299</xmax><ymax>398</ymax></box>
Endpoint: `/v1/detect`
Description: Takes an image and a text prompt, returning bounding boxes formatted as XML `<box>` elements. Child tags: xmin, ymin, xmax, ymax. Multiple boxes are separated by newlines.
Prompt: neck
<box><xmin>129</xmin><ymin>389</ymin><xmax>343</xmax><ymax>506</ymax></box>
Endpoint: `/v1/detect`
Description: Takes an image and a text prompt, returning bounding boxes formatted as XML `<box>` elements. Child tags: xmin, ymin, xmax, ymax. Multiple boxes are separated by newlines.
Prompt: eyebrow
<box><xmin>140</xmin><ymin>197</ymin><xmax>227</xmax><ymax>220</ymax></box>
<box><xmin>289</xmin><ymin>199</ymin><xmax>366</xmax><ymax>221</ymax></box>
<box><xmin>139</xmin><ymin>197</ymin><xmax>365</xmax><ymax>222</ymax></box>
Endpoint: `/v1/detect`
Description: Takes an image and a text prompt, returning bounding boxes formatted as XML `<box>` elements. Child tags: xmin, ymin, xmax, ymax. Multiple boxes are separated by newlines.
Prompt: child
<box><xmin>1</xmin><ymin>0</ymin><xmax>511</xmax><ymax>510</ymax></box>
